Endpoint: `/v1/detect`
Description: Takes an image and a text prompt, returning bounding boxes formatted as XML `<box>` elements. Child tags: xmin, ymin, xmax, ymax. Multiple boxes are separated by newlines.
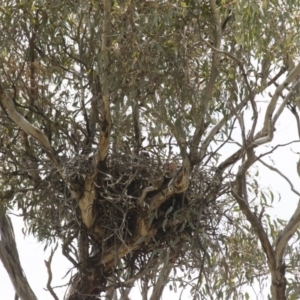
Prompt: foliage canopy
<box><xmin>1</xmin><ymin>0</ymin><xmax>300</xmax><ymax>299</ymax></box>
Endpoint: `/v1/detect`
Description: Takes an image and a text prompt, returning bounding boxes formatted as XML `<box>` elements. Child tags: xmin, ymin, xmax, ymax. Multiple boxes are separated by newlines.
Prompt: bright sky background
<box><xmin>1</xmin><ymin>100</ymin><xmax>300</xmax><ymax>299</ymax></box>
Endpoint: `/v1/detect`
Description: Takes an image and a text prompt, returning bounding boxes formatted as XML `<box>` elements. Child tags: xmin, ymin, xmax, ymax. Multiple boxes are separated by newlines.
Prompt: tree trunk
<box><xmin>0</xmin><ymin>212</ymin><xmax>37</xmax><ymax>300</ymax></box>
<box><xmin>271</xmin><ymin>265</ymin><xmax>287</xmax><ymax>300</ymax></box>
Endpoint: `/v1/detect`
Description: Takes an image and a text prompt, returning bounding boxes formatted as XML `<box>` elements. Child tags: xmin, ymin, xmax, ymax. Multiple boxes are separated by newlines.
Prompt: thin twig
<box><xmin>44</xmin><ymin>245</ymin><xmax>59</xmax><ymax>300</ymax></box>
<box><xmin>258</xmin><ymin>159</ymin><xmax>300</xmax><ymax>197</ymax></box>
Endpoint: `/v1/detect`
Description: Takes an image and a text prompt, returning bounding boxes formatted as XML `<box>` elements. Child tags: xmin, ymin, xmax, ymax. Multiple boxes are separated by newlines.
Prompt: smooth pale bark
<box><xmin>0</xmin><ymin>212</ymin><xmax>37</xmax><ymax>300</ymax></box>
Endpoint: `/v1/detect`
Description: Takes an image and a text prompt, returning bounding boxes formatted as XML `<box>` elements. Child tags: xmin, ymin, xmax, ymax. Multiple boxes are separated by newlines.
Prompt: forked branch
<box><xmin>231</xmin><ymin>149</ymin><xmax>276</xmax><ymax>270</ymax></box>
<box><xmin>148</xmin><ymin>157</ymin><xmax>190</xmax><ymax>211</ymax></box>
<box><xmin>0</xmin><ymin>85</ymin><xmax>63</xmax><ymax>177</ymax></box>
<box><xmin>254</xmin><ymin>62</ymin><xmax>300</xmax><ymax>145</ymax></box>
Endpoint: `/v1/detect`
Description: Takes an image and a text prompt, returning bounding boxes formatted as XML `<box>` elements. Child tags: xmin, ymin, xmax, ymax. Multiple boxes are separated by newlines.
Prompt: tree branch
<box><xmin>44</xmin><ymin>246</ymin><xmax>59</xmax><ymax>300</ymax></box>
<box><xmin>254</xmin><ymin>62</ymin><xmax>300</xmax><ymax>145</ymax></box>
<box><xmin>199</xmin><ymin>96</ymin><xmax>249</xmax><ymax>161</ymax></box>
<box><xmin>258</xmin><ymin>159</ymin><xmax>300</xmax><ymax>197</ymax></box>
<box><xmin>190</xmin><ymin>0</ymin><xmax>222</xmax><ymax>161</ymax></box>
<box><xmin>275</xmin><ymin>200</ymin><xmax>300</xmax><ymax>268</ymax></box>
<box><xmin>132</xmin><ymin>99</ymin><xmax>142</xmax><ymax>154</ymax></box>
<box><xmin>149</xmin><ymin>255</ymin><xmax>174</xmax><ymax>300</ymax></box>
<box><xmin>0</xmin><ymin>86</ymin><xmax>63</xmax><ymax>177</ymax></box>
<box><xmin>94</xmin><ymin>0</ymin><xmax>112</xmax><ymax>164</ymax></box>
<box><xmin>273</xmin><ymin>80</ymin><xmax>300</xmax><ymax>126</ymax></box>
<box><xmin>0</xmin><ymin>212</ymin><xmax>37</xmax><ymax>300</ymax></box>
<box><xmin>231</xmin><ymin>149</ymin><xmax>276</xmax><ymax>271</ymax></box>
<box><xmin>288</xmin><ymin>103</ymin><xmax>300</xmax><ymax>139</ymax></box>
<box><xmin>148</xmin><ymin>158</ymin><xmax>190</xmax><ymax>211</ymax></box>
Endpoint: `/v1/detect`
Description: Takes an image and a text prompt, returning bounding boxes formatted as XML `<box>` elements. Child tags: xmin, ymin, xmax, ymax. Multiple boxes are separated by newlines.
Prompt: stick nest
<box><xmin>20</xmin><ymin>148</ymin><xmax>227</xmax><ymax>275</ymax></box>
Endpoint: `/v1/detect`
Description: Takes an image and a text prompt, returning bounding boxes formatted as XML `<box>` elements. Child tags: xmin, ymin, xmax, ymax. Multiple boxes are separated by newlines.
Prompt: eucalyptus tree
<box><xmin>1</xmin><ymin>0</ymin><xmax>300</xmax><ymax>299</ymax></box>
